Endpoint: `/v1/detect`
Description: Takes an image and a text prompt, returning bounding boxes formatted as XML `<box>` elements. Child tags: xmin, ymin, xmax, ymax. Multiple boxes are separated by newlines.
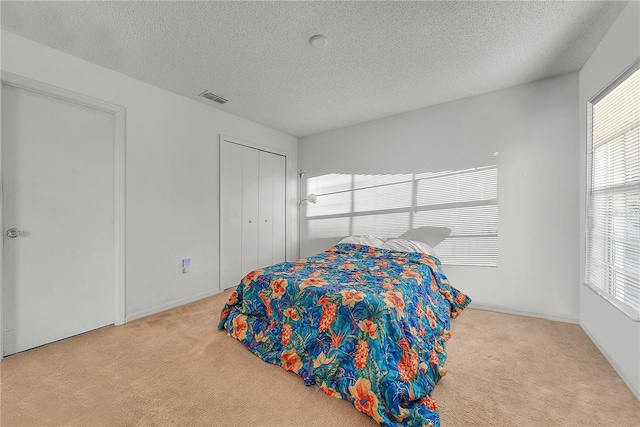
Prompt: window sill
<box><xmin>583</xmin><ymin>282</ymin><xmax>640</xmax><ymax>322</ymax></box>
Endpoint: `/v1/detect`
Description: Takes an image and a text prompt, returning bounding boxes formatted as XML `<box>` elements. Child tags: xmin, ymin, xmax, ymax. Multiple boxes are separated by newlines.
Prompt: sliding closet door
<box><xmin>272</xmin><ymin>154</ymin><xmax>286</xmax><ymax>263</ymax></box>
<box><xmin>241</xmin><ymin>147</ymin><xmax>260</xmax><ymax>276</ymax></box>
<box><xmin>219</xmin><ymin>142</ymin><xmax>243</xmax><ymax>289</ymax></box>
<box><xmin>258</xmin><ymin>151</ymin><xmax>274</xmax><ymax>268</ymax></box>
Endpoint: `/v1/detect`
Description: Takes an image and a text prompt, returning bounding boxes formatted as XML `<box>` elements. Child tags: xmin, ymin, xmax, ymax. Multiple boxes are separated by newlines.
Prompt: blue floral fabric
<box><xmin>218</xmin><ymin>243</ymin><xmax>471</xmax><ymax>427</ymax></box>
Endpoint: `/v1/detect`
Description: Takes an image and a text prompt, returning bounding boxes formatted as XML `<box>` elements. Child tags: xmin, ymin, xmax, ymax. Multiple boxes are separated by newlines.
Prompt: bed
<box><xmin>218</xmin><ymin>239</ymin><xmax>470</xmax><ymax>427</ymax></box>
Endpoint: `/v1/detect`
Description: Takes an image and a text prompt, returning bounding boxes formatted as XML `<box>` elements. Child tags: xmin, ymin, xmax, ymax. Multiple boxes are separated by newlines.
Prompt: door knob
<box><xmin>6</xmin><ymin>228</ymin><xmax>21</xmax><ymax>238</ymax></box>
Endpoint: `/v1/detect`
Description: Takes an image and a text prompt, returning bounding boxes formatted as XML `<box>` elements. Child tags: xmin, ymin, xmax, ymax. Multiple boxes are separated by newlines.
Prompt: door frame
<box><xmin>0</xmin><ymin>71</ymin><xmax>126</xmax><ymax>359</ymax></box>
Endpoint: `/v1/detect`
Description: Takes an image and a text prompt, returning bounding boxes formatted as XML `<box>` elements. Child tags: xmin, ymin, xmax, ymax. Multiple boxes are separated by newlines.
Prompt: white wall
<box><xmin>578</xmin><ymin>1</ymin><xmax>640</xmax><ymax>399</ymax></box>
<box><xmin>1</xmin><ymin>31</ymin><xmax>299</xmax><ymax>320</ymax></box>
<box><xmin>299</xmin><ymin>72</ymin><xmax>580</xmax><ymax>322</ymax></box>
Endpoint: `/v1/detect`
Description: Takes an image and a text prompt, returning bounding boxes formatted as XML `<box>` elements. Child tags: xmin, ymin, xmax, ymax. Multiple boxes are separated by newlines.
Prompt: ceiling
<box><xmin>1</xmin><ymin>1</ymin><xmax>628</xmax><ymax>137</ymax></box>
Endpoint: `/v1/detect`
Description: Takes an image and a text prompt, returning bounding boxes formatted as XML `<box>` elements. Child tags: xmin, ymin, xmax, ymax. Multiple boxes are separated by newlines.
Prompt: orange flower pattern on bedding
<box><xmin>219</xmin><ymin>243</ymin><xmax>471</xmax><ymax>427</ymax></box>
<box><xmin>357</xmin><ymin>319</ymin><xmax>378</xmax><ymax>339</ymax></box>
<box><xmin>281</xmin><ymin>323</ymin><xmax>292</xmax><ymax>345</ymax></box>
<box><xmin>231</xmin><ymin>315</ymin><xmax>248</xmax><ymax>341</ymax></box>
<box><xmin>349</xmin><ymin>378</ymin><xmax>384</xmax><ymax>423</ymax></box>
<box><xmin>382</xmin><ymin>291</ymin><xmax>405</xmax><ymax>319</ymax></box>
<box><xmin>298</xmin><ymin>277</ymin><xmax>327</xmax><ymax>290</ymax></box>
<box><xmin>340</xmin><ymin>289</ymin><xmax>366</xmax><ymax>307</ymax></box>
<box><xmin>270</xmin><ymin>278</ymin><xmax>287</xmax><ymax>299</ymax></box>
<box><xmin>280</xmin><ymin>348</ymin><xmax>302</xmax><ymax>373</ymax></box>
<box><xmin>282</xmin><ymin>307</ymin><xmax>299</xmax><ymax>321</ymax></box>
<box><xmin>397</xmin><ymin>339</ymin><xmax>419</xmax><ymax>382</ymax></box>
<box><xmin>320</xmin><ymin>381</ymin><xmax>341</xmax><ymax>398</ymax></box>
<box><xmin>318</xmin><ymin>297</ymin><xmax>338</xmax><ymax>332</ymax></box>
<box><xmin>354</xmin><ymin>339</ymin><xmax>370</xmax><ymax>369</ymax></box>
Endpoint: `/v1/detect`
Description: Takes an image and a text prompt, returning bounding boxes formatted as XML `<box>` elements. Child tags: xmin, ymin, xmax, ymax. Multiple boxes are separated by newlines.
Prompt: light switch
<box><xmin>182</xmin><ymin>258</ymin><xmax>191</xmax><ymax>273</ymax></box>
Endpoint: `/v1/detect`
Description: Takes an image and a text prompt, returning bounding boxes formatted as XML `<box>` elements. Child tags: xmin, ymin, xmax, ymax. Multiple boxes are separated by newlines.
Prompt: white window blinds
<box><xmin>305</xmin><ymin>166</ymin><xmax>498</xmax><ymax>266</ymax></box>
<box><xmin>586</xmin><ymin>61</ymin><xmax>640</xmax><ymax>314</ymax></box>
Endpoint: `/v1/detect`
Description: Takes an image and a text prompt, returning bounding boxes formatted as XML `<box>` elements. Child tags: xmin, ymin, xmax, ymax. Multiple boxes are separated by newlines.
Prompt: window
<box><xmin>586</xmin><ymin>60</ymin><xmax>640</xmax><ymax>315</ymax></box>
<box><xmin>305</xmin><ymin>165</ymin><xmax>498</xmax><ymax>266</ymax></box>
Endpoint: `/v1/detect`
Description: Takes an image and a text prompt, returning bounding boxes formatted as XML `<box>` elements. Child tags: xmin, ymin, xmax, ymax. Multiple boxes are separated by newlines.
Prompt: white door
<box><xmin>241</xmin><ymin>146</ymin><xmax>260</xmax><ymax>276</ymax></box>
<box><xmin>2</xmin><ymin>82</ymin><xmax>118</xmax><ymax>356</ymax></box>
<box><xmin>258</xmin><ymin>151</ymin><xmax>274</xmax><ymax>268</ymax></box>
<box><xmin>272</xmin><ymin>154</ymin><xmax>286</xmax><ymax>264</ymax></box>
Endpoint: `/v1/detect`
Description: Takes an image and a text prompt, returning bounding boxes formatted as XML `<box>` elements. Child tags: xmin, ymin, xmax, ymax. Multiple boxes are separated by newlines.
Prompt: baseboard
<box><xmin>469</xmin><ymin>302</ymin><xmax>579</xmax><ymax>324</ymax></box>
<box><xmin>580</xmin><ymin>323</ymin><xmax>640</xmax><ymax>401</ymax></box>
<box><xmin>125</xmin><ymin>287</ymin><xmax>222</xmax><ymax>322</ymax></box>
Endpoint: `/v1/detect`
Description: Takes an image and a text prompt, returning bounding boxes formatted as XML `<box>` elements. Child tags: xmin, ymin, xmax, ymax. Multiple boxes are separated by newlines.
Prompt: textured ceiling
<box><xmin>1</xmin><ymin>1</ymin><xmax>628</xmax><ymax>137</ymax></box>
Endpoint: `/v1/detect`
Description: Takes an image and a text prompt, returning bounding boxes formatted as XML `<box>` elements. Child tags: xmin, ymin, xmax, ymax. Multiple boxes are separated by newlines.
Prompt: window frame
<box><xmin>584</xmin><ymin>58</ymin><xmax>640</xmax><ymax>321</ymax></box>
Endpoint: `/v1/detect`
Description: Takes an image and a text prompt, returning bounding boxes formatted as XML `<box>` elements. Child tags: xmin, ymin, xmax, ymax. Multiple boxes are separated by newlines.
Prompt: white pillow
<box><xmin>338</xmin><ymin>235</ymin><xmax>386</xmax><ymax>248</ymax></box>
<box><xmin>383</xmin><ymin>239</ymin><xmax>438</xmax><ymax>257</ymax></box>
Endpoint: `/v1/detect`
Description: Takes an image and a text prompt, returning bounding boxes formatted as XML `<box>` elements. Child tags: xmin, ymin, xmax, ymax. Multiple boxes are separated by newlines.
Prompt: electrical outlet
<box><xmin>182</xmin><ymin>258</ymin><xmax>191</xmax><ymax>273</ymax></box>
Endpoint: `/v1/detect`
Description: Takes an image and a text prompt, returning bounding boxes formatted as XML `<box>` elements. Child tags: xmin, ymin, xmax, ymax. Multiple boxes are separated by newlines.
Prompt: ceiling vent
<box><xmin>199</xmin><ymin>90</ymin><xmax>228</xmax><ymax>104</ymax></box>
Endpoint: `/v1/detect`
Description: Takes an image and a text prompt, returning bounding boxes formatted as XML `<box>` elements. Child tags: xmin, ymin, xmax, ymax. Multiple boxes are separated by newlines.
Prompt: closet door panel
<box><xmin>258</xmin><ymin>151</ymin><xmax>274</xmax><ymax>268</ymax></box>
<box><xmin>272</xmin><ymin>154</ymin><xmax>286</xmax><ymax>263</ymax></box>
<box><xmin>220</xmin><ymin>141</ymin><xmax>243</xmax><ymax>289</ymax></box>
<box><xmin>241</xmin><ymin>147</ymin><xmax>259</xmax><ymax>276</ymax></box>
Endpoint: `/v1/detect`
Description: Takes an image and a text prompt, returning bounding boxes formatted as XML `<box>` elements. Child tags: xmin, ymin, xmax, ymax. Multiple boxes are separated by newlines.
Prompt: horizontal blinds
<box><xmin>592</xmin><ymin>69</ymin><xmax>640</xmax><ymax>148</ymax></box>
<box><xmin>306</xmin><ymin>166</ymin><xmax>498</xmax><ymax>266</ymax></box>
<box><xmin>586</xmin><ymin>63</ymin><xmax>640</xmax><ymax>312</ymax></box>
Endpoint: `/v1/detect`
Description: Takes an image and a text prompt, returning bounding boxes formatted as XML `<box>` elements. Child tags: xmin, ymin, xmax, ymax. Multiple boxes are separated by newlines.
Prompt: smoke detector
<box><xmin>199</xmin><ymin>90</ymin><xmax>228</xmax><ymax>104</ymax></box>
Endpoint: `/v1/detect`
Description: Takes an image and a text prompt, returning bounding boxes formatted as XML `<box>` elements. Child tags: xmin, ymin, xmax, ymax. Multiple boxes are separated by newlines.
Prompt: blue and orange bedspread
<box><xmin>218</xmin><ymin>243</ymin><xmax>471</xmax><ymax>426</ymax></box>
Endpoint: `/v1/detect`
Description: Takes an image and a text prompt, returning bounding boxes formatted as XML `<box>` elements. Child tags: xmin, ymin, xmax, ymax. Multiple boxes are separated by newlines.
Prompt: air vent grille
<box><xmin>199</xmin><ymin>90</ymin><xmax>228</xmax><ymax>104</ymax></box>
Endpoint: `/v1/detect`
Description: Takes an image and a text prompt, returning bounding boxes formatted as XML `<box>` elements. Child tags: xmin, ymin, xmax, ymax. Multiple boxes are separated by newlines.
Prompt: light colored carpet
<box><xmin>1</xmin><ymin>288</ymin><xmax>639</xmax><ymax>426</ymax></box>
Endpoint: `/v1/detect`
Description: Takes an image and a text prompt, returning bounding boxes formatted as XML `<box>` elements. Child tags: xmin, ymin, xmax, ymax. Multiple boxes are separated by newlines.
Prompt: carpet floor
<box><xmin>1</xmin><ymin>288</ymin><xmax>639</xmax><ymax>426</ymax></box>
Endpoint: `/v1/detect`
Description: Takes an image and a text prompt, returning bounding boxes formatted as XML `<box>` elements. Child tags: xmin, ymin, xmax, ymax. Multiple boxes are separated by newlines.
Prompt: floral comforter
<box><xmin>218</xmin><ymin>243</ymin><xmax>471</xmax><ymax>427</ymax></box>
